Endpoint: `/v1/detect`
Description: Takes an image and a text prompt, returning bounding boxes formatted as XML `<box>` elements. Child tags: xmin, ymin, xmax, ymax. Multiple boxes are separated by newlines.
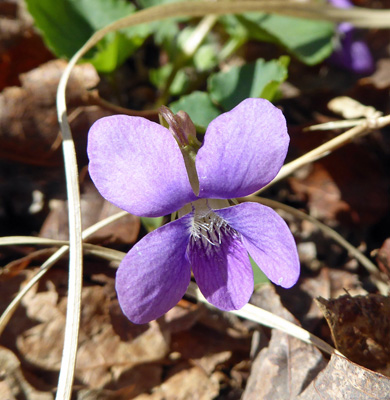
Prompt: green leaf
<box><xmin>221</xmin><ymin>14</ymin><xmax>274</xmax><ymax>43</ymax></box>
<box><xmin>251</xmin><ymin>14</ymin><xmax>334</xmax><ymax>65</ymax></box>
<box><xmin>208</xmin><ymin>56</ymin><xmax>289</xmax><ymax>111</ymax></box>
<box><xmin>193</xmin><ymin>44</ymin><xmax>219</xmax><ymax>72</ymax></box>
<box><xmin>260</xmin><ymin>55</ymin><xmax>290</xmax><ymax>100</ymax></box>
<box><xmin>88</xmin><ymin>32</ymin><xmax>144</xmax><ymax>73</ymax></box>
<box><xmin>138</xmin><ymin>0</ymin><xmax>187</xmax><ymax>50</ymax></box>
<box><xmin>141</xmin><ymin>216</ymin><xmax>163</xmax><ymax>232</ymax></box>
<box><xmin>170</xmin><ymin>69</ymin><xmax>191</xmax><ymax>95</ymax></box>
<box><xmin>150</xmin><ymin>64</ymin><xmax>190</xmax><ymax>95</ymax></box>
<box><xmin>169</xmin><ymin>91</ymin><xmax>221</xmax><ymax>132</ymax></box>
<box><xmin>25</xmin><ymin>0</ymin><xmax>151</xmax><ymax>72</ymax></box>
<box><xmin>153</xmin><ymin>20</ymin><xmax>180</xmax><ymax>47</ymax></box>
<box><xmin>221</xmin><ymin>13</ymin><xmax>334</xmax><ymax>65</ymax></box>
<box><xmin>150</xmin><ymin>64</ymin><xmax>172</xmax><ymax>90</ymax></box>
<box><xmin>250</xmin><ymin>256</ymin><xmax>270</xmax><ymax>287</ymax></box>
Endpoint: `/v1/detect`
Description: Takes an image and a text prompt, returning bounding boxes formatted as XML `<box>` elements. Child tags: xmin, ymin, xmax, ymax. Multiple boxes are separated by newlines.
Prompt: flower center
<box><xmin>191</xmin><ymin>210</ymin><xmax>227</xmax><ymax>247</ymax></box>
<box><xmin>188</xmin><ymin>199</ymin><xmax>238</xmax><ymax>253</ymax></box>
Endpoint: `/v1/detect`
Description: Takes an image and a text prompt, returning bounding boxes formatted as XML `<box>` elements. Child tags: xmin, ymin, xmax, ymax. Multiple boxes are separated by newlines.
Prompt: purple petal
<box><xmin>196</xmin><ymin>98</ymin><xmax>289</xmax><ymax>199</ymax></box>
<box><xmin>215</xmin><ymin>202</ymin><xmax>300</xmax><ymax>288</ymax></box>
<box><xmin>116</xmin><ymin>214</ymin><xmax>192</xmax><ymax>324</ymax></box>
<box><xmin>88</xmin><ymin>115</ymin><xmax>196</xmax><ymax>217</ymax></box>
<box><xmin>331</xmin><ymin>31</ymin><xmax>375</xmax><ymax>75</ymax></box>
<box><xmin>328</xmin><ymin>0</ymin><xmax>352</xmax><ymax>8</ymax></box>
<box><xmin>189</xmin><ymin>221</ymin><xmax>254</xmax><ymax>310</ymax></box>
<box><xmin>328</xmin><ymin>0</ymin><xmax>375</xmax><ymax>75</ymax></box>
<box><xmin>346</xmin><ymin>40</ymin><xmax>375</xmax><ymax>74</ymax></box>
<box><xmin>337</xmin><ymin>22</ymin><xmax>353</xmax><ymax>35</ymax></box>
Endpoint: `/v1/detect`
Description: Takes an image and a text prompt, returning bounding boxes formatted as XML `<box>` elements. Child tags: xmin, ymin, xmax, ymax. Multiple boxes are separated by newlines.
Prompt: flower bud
<box><xmin>159</xmin><ymin>105</ymin><xmax>201</xmax><ymax>195</ymax></box>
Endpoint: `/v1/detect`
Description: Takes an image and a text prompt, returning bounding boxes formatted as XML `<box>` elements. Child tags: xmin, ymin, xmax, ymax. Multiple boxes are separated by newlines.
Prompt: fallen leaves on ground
<box><xmin>0</xmin><ymin>59</ymin><xmax>104</xmax><ymax>164</ymax></box>
<box><xmin>316</xmin><ymin>294</ymin><xmax>390</xmax><ymax>375</ymax></box>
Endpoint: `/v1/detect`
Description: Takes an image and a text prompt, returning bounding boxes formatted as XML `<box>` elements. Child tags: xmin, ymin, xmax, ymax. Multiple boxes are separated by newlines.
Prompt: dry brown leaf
<box><xmin>194</xmin><ymin>351</ymin><xmax>232</xmax><ymax>376</ymax></box>
<box><xmin>243</xmin><ymin>286</ymin><xmax>326</xmax><ymax>400</ymax></box>
<box><xmin>275</xmin><ymin>267</ymin><xmax>366</xmax><ymax>336</ymax></box>
<box><xmin>289</xmin><ymin>141</ymin><xmax>389</xmax><ymax>227</ymax></box>
<box><xmin>244</xmin><ymin>331</ymin><xmax>327</xmax><ymax>400</ymax></box>
<box><xmin>372</xmin><ymin>238</ymin><xmax>390</xmax><ymax>278</ymax></box>
<box><xmin>40</xmin><ymin>180</ymin><xmax>140</xmax><ymax>244</ymax></box>
<box><xmin>0</xmin><ymin>346</ymin><xmax>53</xmax><ymax>400</ymax></box>
<box><xmin>360</xmin><ymin>58</ymin><xmax>390</xmax><ymax>90</ymax></box>
<box><xmin>299</xmin><ymin>354</ymin><xmax>390</xmax><ymax>400</ymax></box>
<box><xmin>164</xmin><ymin>300</ymin><xmax>206</xmax><ymax>334</ymax></box>
<box><xmin>0</xmin><ymin>59</ymin><xmax>100</xmax><ymax>164</ymax></box>
<box><xmin>328</xmin><ymin>96</ymin><xmax>381</xmax><ymax>120</ymax></box>
<box><xmin>0</xmin><ymin>0</ymin><xmax>54</xmax><ymax>90</ymax></box>
<box><xmin>76</xmin><ymin>363</ymin><xmax>163</xmax><ymax>400</ymax></box>
<box><xmin>133</xmin><ymin>363</ymin><xmax>220</xmax><ymax>400</ymax></box>
<box><xmin>275</xmin><ymin>268</ymin><xmax>332</xmax><ymax>331</ymax></box>
<box><xmin>290</xmin><ymin>162</ymin><xmax>351</xmax><ymax>223</ymax></box>
<box><xmin>316</xmin><ymin>294</ymin><xmax>390</xmax><ymax>375</ymax></box>
<box><xmin>15</xmin><ymin>270</ymin><xmax>170</xmax><ymax>392</ymax></box>
<box><xmin>171</xmin><ymin>324</ymin><xmax>250</xmax><ymax>363</ymax></box>
<box><xmin>327</xmin><ymin>269</ymin><xmax>367</xmax><ymax>298</ymax></box>
<box><xmin>0</xmin><ymin>248</ymin><xmax>55</xmax><ymax>281</ymax></box>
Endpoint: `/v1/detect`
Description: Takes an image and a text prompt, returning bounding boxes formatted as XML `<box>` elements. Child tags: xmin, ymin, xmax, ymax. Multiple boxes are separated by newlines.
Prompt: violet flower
<box><xmin>87</xmin><ymin>98</ymin><xmax>300</xmax><ymax>324</ymax></box>
<box><xmin>328</xmin><ymin>0</ymin><xmax>374</xmax><ymax>74</ymax></box>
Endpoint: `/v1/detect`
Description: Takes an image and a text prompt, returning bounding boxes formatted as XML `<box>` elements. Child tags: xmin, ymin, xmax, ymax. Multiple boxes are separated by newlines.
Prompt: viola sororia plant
<box><xmin>328</xmin><ymin>0</ymin><xmax>374</xmax><ymax>74</ymax></box>
<box><xmin>87</xmin><ymin>98</ymin><xmax>300</xmax><ymax>324</ymax></box>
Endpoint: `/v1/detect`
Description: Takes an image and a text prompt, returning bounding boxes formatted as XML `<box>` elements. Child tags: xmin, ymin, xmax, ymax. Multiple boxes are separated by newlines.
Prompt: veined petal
<box><xmin>88</xmin><ymin>115</ymin><xmax>196</xmax><ymax>217</ymax></box>
<box><xmin>189</xmin><ymin>216</ymin><xmax>254</xmax><ymax>310</ymax></box>
<box><xmin>196</xmin><ymin>98</ymin><xmax>289</xmax><ymax>199</ymax></box>
<box><xmin>215</xmin><ymin>202</ymin><xmax>300</xmax><ymax>288</ymax></box>
<box><xmin>116</xmin><ymin>214</ymin><xmax>192</xmax><ymax>324</ymax></box>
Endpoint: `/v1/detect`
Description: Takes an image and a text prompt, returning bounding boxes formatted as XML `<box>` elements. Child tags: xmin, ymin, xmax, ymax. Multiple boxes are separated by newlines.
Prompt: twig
<box><xmin>86</xmin><ymin>91</ymin><xmax>159</xmax><ymax>119</ymax></box>
<box><xmin>251</xmin><ymin>114</ymin><xmax>390</xmax><ymax>194</ymax></box>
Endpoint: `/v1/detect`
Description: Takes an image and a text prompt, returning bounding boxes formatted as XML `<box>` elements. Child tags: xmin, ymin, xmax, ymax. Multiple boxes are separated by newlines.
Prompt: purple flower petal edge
<box><xmin>215</xmin><ymin>202</ymin><xmax>300</xmax><ymax>288</ymax></box>
<box><xmin>88</xmin><ymin>115</ymin><xmax>196</xmax><ymax>218</ymax></box>
<box><xmin>196</xmin><ymin>98</ymin><xmax>289</xmax><ymax>199</ymax></box>
<box><xmin>116</xmin><ymin>214</ymin><xmax>193</xmax><ymax>324</ymax></box>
